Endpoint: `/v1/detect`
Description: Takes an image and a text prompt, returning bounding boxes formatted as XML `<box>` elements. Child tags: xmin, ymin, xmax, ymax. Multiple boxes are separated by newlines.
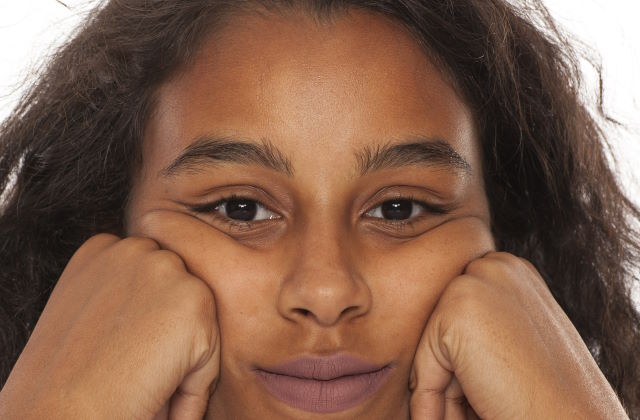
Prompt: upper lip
<box><xmin>257</xmin><ymin>353</ymin><xmax>389</xmax><ymax>380</ymax></box>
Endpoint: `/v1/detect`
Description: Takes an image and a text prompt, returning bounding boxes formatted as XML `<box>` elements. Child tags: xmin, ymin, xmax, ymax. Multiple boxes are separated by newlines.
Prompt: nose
<box><xmin>277</xmin><ymin>225</ymin><xmax>372</xmax><ymax>327</ymax></box>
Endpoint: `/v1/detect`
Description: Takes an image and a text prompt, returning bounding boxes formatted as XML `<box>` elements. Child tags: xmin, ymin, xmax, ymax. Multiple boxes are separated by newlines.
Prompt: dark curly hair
<box><xmin>1</xmin><ymin>0</ymin><xmax>639</xmax><ymax>417</ymax></box>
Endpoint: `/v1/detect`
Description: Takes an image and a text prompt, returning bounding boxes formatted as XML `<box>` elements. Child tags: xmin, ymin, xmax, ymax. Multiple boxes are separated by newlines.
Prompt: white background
<box><xmin>1</xmin><ymin>1</ymin><xmax>639</xmax><ymax>304</ymax></box>
<box><xmin>1</xmin><ymin>0</ymin><xmax>639</xmax><ymax>190</ymax></box>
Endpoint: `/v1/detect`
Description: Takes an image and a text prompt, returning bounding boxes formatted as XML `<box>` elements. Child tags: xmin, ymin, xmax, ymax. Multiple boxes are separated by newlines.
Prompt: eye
<box><xmin>365</xmin><ymin>197</ymin><xmax>448</xmax><ymax>222</ymax></box>
<box><xmin>215</xmin><ymin>196</ymin><xmax>279</xmax><ymax>222</ymax></box>
<box><xmin>366</xmin><ymin>198</ymin><xmax>424</xmax><ymax>220</ymax></box>
<box><xmin>190</xmin><ymin>194</ymin><xmax>280</xmax><ymax>227</ymax></box>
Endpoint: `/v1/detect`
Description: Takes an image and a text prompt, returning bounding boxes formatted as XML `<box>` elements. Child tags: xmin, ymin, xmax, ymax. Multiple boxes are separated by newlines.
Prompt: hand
<box><xmin>0</xmin><ymin>232</ymin><xmax>220</xmax><ymax>419</ymax></box>
<box><xmin>409</xmin><ymin>252</ymin><xmax>628</xmax><ymax>419</ymax></box>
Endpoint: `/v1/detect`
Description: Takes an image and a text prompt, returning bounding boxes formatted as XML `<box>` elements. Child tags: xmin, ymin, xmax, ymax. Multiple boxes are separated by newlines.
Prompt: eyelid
<box><xmin>363</xmin><ymin>196</ymin><xmax>449</xmax><ymax>220</ymax></box>
<box><xmin>362</xmin><ymin>189</ymin><xmax>451</xmax><ymax>215</ymax></box>
<box><xmin>188</xmin><ymin>189</ymin><xmax>452</xmax><ymax>235</ymax></box>
<box><xmin>190</xmin><ymin>194</ymin><xmax>282</xmax><ymax>221</ymax></box>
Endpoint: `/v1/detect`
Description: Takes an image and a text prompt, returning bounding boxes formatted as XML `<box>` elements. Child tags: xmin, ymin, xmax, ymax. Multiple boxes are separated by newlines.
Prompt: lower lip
<box><xmin>255</xmin><ymin>365</ymin><xmax>394</xmax><ymax>413</ymax></box>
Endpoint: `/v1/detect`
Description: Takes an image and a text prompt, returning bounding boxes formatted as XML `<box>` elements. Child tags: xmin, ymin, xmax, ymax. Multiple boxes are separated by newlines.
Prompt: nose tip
<box><xmin>277</xmin><ymin>240</ymin><xmax>372</xmax><ymax>327</ymax></box>
<box><xmin>286</xmin><ymin>278</ymin><xmax>371</xmax><ymax>326</ymax></box>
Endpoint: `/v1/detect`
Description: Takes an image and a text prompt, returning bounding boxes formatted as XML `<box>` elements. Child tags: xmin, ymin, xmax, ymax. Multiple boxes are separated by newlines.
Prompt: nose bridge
<box><xmin>277</xmin><ymin>216</ymin><xmax>371</xmax><ymax>326</ymax></box>
<box><xmin>299</xmin><ymin>219</ymin><xmax>349</xmax><ymax>274</ymax></box>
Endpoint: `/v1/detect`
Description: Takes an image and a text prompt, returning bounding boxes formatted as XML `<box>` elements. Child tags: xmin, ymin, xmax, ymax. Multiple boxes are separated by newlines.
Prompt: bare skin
<box><xmin>0</xmin><ymin>8</ymin><xmax>628</xmax><ymax>420</ymax></box>
<box><xmin>0</xmin><ymin>233</ymin><xmax>220</xmax><ymax>419</ymax></box>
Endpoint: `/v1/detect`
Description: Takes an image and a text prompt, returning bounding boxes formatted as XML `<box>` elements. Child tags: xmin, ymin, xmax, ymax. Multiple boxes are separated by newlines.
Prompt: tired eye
<box><xmin>365</xmin><ymin>199</ymin><xmax>425</xmax><ymax>221</ymax></box>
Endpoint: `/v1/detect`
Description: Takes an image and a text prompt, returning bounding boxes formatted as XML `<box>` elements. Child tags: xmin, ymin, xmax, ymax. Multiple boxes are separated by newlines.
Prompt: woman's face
<box><xmin>126</xmin><ymin>8</ymin><xmax>494</xmax><ymax>419</ymax></box>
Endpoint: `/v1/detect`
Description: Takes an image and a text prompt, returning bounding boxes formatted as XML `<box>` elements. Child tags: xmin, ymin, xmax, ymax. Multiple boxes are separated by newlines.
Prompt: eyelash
<box><xmin>368</xmin><ymin>194</ymin><xmax>449</xmax><ymax>232</ymax></box>
<box><xmin>190</xmin><ymin>194</ymin><xmax>268</xmax><ymax>231</ymax></box>
<box><xmin>190</xmin><ymin>193</ymin><xmax>450</xmax><ymax>232</ymax></box>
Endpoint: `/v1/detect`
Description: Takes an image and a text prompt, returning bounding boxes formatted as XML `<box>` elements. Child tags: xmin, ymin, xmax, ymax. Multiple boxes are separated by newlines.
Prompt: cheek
<box><xmin>195</xmin><ymin>244</ymin><xmax>278</xmax><ymax>354</ymax></box>
<box><xmin>358</xmin><ymin>216</ymin><xmax>495</xmax><ymax>347</ymax></box>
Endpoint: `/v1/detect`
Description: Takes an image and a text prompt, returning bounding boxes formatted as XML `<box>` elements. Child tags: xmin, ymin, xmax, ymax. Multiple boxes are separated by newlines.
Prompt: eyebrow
<box><xmin>161</xmin><ymin>135</ymin><xmax>471</xmax><ymax>178</ymax></box>
<box><xmin>355</xmin><ymin>137</ymin><xmax>472</xmax><ymax>177</ymax></box>
<box><xmin>162</xmin><ymin>136</ymin><xmax>294</xmax><ymax>177</ymax></box>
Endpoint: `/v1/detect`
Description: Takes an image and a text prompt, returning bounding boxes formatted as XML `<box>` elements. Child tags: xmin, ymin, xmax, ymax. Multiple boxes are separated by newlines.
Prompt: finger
<box><xmin>168</xmin><ymin>335</ymin><xmax>220</xmax><ymax>420</ymax></box>
<box><xmin>517</xmin><ymin>256</ymin><xmax>553</xmax><ymax>292</ymax></box>
<box><xmin>153</xmin><ymin>402</ymin><xmax>169</xmax><ymax>420</ymax></box>
<box><xmin>409</xmin><ymin>313</ymin><xmax>453</xmax><ymax>419</ymax></box>
<box><xmin>517</xmin><ymin>256</ymin><xmax>538</xmax><ymax>275</ymax></box>
<box><xmin>443</xmin><ymin>376</ymin><xmax>467</xmax><ymax>420</ymax></box>
<box><xmin>485</xmin><ymin>252</ymin><xmax>553</xmax><ymax>300</ymax></box>
<box><xmin>41</xmin><ymin>233</ymin><xmax>127</xmax><ymax>329</ymax></box>
<box><xmin>72</xmin><ymin>232</ymin><xmax>122</xmax><ymax>259</ymax></box>
<box><xmin>57</xmin><ymin>233</ymin><xmax>121</xmax><ymax>281</ymax></box>
<box><xmin>478</xmin><ymin>251</ymin><xmax>538</xmax><ymax>280</ymax></box>
<box><xmin>130</xmin><ymin>212</ymin><xmax>223</xmax><ymax>418</ymax></box>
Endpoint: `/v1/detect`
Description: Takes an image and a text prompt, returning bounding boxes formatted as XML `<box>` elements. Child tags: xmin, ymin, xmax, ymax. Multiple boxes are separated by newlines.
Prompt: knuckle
<box><xmin>464</xmin><ymin>254</ymin><xmax>509</xmax><ymax>279</ymax></box>
<box><xmin>518</xmin><ymin>256</ymin><xmax>535</xmax><ymax>270</ymax></box>
<box><xmin>145</xmin><ymin>249</ymin><xmax>186</xmax><ymax>273</ymax></box>
<box><xmin>486</xmin><ymin>252</ymin><xmax>523</xmax><ymax>269</ymax></box>
<box><xmin>463</xmin><ymin>257</ymin><xmax>486</xmax><ymax>277</ymax></box>
<box><xmin>73</xmin><ymin>233</ymin><xmax>120</xmax><ymax>258</ymax></box>
<box><xmin>175</xmin><ymin>280</ymin><xmax>216</xmax><ymax>324</ymax></box>
<box><xmin>439</xmin><ymin>276</ymin><xmax>488</xmax><ymax>318</ymax></box>
<box><xmin>444</xmin><ymin>394</ymin><xmax>467</xmax><ymax>406</ymax></box>
<box><xmin>176</xmin><ymin>281</ymin><xmax>217</xmax><ymax>355</ymax></box>
<box><xmin>64</xmin><ymin>233</ymin><xmax>121</xmax><ymax>275</ymax></box>
<box><xmin>444</xmin><ymin>274</ymin><xmax>475</xmax><ymax>295</ymax></box>
<box><xmin>466</xmin><ymin>257</ymin><xmax>484</xmax><ymax>274</ymax></box>
<box><xmin>412</xmin><ymin>387</ymin><xmax>444</xmax><ymax>399</ymax></box>
<box><xmin>83</xmin><ymin>232</ymin><xmax>121</xmax><ymax>247</ymax></box>
<box><xmin>436</xmin><ymin>278</ymin><xmax>491</xmax><ymax>352</ymax></box>
<box><xmin>121</xmin><ymin>236</ymin><xmax>161</xmax><ymax>253</ymax></box>
<box><xmin>486</xmin><ymin>251</ymin><xmax>514</xmax><ymax>260</ymax></box>
<box><xmin>409</xmin><ymin>389</ymin><xmax>445</xmax><ymax>418</ymax></box>
<box><xmin>518</xmin><ymin>257</ymin><xmax>551</xmax><ymax>292</ymax></box>
<box><xmin>518</xmin><ymin>257</ymin><xmax>542</xmax><ymax>278</ymax></box>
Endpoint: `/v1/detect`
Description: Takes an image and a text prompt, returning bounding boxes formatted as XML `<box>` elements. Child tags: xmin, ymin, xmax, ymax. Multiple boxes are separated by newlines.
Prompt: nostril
<box><xmin>296</xmin><ymin>308</ymin><xmax>311</xmax><ymax>317</ymax></box>
<box><xmin>341</xmin><ymin>306</ymin><xmax>358</xmax><ymax>317</ymax></box>
<box><xmin>293</xmin><ymin>306</ymin><xmax>359</xmax><ymax>320</ymax></box>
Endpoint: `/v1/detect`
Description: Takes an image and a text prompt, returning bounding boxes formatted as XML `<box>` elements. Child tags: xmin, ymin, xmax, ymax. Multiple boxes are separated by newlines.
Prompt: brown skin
<box><xmin>0</xmin><ymin>234</ymin><xmax>221</xmax><ymax>419</ymax></box>
<box><xmin>0</xmin><ymin>9</ymin><xmax>627</xmax><ymax>420</ymax></box>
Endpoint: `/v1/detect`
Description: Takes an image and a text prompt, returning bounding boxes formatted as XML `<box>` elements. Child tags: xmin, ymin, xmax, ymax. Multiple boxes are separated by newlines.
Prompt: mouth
<box><xmin>254</xmin><ymin>353</ymin><xmax>395</xmax><ymax>413</ymax></box>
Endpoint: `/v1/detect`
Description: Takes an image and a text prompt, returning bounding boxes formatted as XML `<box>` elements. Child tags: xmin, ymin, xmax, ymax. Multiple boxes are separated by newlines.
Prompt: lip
<box><xmin>255</xmin><ymin>353</ymin><xmax>394</xmax><ymax>413</ymax></box>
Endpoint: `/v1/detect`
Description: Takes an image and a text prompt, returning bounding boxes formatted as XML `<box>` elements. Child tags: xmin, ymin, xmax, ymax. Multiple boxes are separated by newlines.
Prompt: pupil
<box><xmin>225</xmin><ymin>199</ymin><xmax>257</xmax><ymax>221</ymax></box>
<box><xmin>381</xmin><ymin>199</ymin><xmax>412</xmax><ymax>220</ymax></box>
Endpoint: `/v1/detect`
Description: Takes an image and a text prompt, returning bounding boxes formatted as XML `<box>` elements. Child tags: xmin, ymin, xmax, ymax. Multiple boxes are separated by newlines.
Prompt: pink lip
<box><xmin>255</xmin><ymin>353</ymin><xmax>394</xmax><ymax>413</ymax></box>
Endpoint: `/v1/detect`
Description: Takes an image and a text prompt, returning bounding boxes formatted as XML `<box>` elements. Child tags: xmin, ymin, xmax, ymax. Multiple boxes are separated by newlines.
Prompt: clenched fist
<box><xmin>0</xmin><ymin>234</ymin><xmax>220</xmax><ymax>419</ymax></box>
<box><xmin>409</xmin><ymin>252</ymin><xmax>628</xmax><ymax>419</ymax></box>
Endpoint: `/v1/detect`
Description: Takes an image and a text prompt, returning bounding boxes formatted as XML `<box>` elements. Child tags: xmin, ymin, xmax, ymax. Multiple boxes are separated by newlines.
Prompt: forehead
<box><xmin>144</xmin><ymin>7</ymin><xmax>479</xmax><ymax>178</ymax></box>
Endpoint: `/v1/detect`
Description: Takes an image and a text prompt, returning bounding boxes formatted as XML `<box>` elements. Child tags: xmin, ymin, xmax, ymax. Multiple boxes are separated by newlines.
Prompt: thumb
<box><xmin>168</xmin><ymin>315</ymin><xmax>221</xmax><ymax>420</ymax></box>
<box><xmin>409</xmin><ymin>314</ymin><xmax>467</xmax><ymax>419</ymax></box>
